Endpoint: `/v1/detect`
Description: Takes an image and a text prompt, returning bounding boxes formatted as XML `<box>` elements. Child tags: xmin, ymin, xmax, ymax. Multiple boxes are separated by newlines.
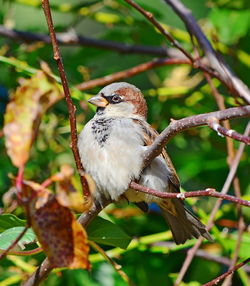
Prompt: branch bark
<box><xmin>75</xmin><ymin>58</ymin><xmax>191</xmax><ymax>91</ymax></box>
<box><xmin>203</xmin><ymin>257</ymin><xmax>250</xmax><ymax>286</ymax></box>
<box><xmin>124</xmin><ymin>0</ymin><xmax>193</xmax><ymax>61</ymax></box>
<box><xmin>129</xmin><ymin>183</ymin><xmax>250</xmax><ymax>207</ymax></box>
<box><xmin>174</xmin><ymin>122</ymin><xmax>250</xmax><ymax>285</ymax></box>
<box><xmin>208</xmin><ymin>118</ymin><xmax>250</xmax><ymax>145</ymax></box>
<box><xmin>41</xmin><ymin>0</ymin><xmax>90</xmax><ymax>198</ymax></box>
<box><xmin>143</xmin><ymin>106</ymin><xmax>250</xmax><ymax>168</ymax></box>
<box><xmin>204</xmin><ymin>72</ymin><xmax>246</xmax><ymax>286</ymax></box>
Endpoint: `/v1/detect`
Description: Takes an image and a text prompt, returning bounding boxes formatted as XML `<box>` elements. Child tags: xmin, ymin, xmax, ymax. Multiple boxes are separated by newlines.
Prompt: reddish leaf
<box><xmin>4</xmin><ymin>64</ymin><xmax>63</xmax><ymax>167</ymax></box>
<box><xmin>23</xmin><ymin>181</ymin><xmax>90</xmax><ymax>269</ymax></box>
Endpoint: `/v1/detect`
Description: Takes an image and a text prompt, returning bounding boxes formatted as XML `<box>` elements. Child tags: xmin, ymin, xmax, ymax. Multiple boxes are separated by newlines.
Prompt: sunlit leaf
<box><xmin>3</xmin><ymin>63</ymin><xmax>63</xmax><ymax>167</ymax></box>
<box><xmin>22</xmin><ymin>180</ymin><xmax>90</xmax><ymax>269</ymax></box>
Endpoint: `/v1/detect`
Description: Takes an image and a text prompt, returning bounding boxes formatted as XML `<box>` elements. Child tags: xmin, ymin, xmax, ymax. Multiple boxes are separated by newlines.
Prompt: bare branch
<box><xmin>174</xmin><ymin>122</ymin><xmax>250</xmax><ymax>285</ymax></box>
<box><xmin>203</xmin><ymin>257</ymin><xmax>250</xmax><ymax>286</ymax></box>
<box><xmin>76</xmin><ymin>58</ymin><xmax>191</xmax><ymax>91</ymax></box>
<box><xmin>154</xmin><ymin>242</ymin><xmax>250</xmax><ymax>273</ymax></box>
<box><xmin>41</xmin><ymin>0</ymin><xmax>90</xmax><ymax>198</ymax></box>
<box><xmin>130</xmin><ymin>182</ymin><xmax>250</xmax><ymax>207</ymax></box>
<box><xmin>203</xmin><ymin>72</ymin><xmax>236</xmax><ymax>162</ymax></box>
<box><xmin>205</xmin><ymin>70</ymin><xmax>246</xmax><ymax>286</ymax></box>
<box><xmin>0</xmin><ymin>25</ymin><xmax>169</xmax><ymax>57</ymax></box>
<box><xmin>164</xmin><ymin>0</ymin><xmax>250</xmax><ymax>103</ymax></box>
<box><xmin>208</xmin><ymin>117</ymin><xmax>250</xmax><ymax>145</ymax></box>
<box><xmin>143</xmin><ymin>106</ymin><xmax>250</xmax><ymax>168</ymax></box>
<box><xmin>124</xmin><ymin>0</ymin><xmax>193</xmax><ymax>61</ymax></box>
<box><xmin>222</xmin><ymin>216</ymin><xmax>246</xmax><ymax>286</ymax></box>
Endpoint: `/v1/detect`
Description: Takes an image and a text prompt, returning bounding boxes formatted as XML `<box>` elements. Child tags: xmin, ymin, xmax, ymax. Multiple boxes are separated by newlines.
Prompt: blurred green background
<box><xmin>0</xmin><ymin>0</ymin><xmax>250</xmax><ymax>285</ymax></box>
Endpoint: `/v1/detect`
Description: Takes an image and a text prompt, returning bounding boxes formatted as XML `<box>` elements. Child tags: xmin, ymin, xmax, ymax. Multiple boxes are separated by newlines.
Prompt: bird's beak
<box><xmin>88</xmin><ymin>94</ymin><xmax>109</xmax><ymax>107</ymax></box>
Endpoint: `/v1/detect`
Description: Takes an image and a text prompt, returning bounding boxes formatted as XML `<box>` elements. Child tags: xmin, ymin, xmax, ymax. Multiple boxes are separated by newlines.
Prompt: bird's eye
<box><xmin>111</xmin><ymin>94</ymin><xmax>122</xmax><ymax>103</ymax></box>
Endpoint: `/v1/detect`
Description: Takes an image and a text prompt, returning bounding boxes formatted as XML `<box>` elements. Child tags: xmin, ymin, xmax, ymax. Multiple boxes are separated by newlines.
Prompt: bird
<box><xmin>78</xmin><ymin>82</ymin><xmax>212</xmax><ymax>244</ymax></box>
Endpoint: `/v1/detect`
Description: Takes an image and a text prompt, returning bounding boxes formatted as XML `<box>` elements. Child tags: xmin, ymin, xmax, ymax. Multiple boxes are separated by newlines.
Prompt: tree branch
<box><xmin>75</xmin><ymin>58</ymin><xmax>191</xmax><ymax>90</ymax></box>
<box><xmin>143</xmin><ymin>106</ymin><xmax>250</xmax><ymax>168</ymax></box>
<box><xmin>153</xmin><ymin>242</ymin><xmax>250</xmax><ymax>273</ymax></box>
<box><xmin>42</xmin><ymin>0</ymin><xmax>90</xmax><ymax>198</ymax></box>
<box><xmin>174</xmin><ymin>122</ymin><xmax>250</xmax><ymax>285</ymax></box>
<box><xmin>164</xmin><ymin>0</ymin><xmax>250</xmax><ymax>103</ymax></box>
<box><xmin>208</xmin><ymin>117</ymin><xmax>250</xmax><ymax>145</ymax></box>
<box><xmin>124</xmin><ymin>0</ymin><xmax>193</xmax><ymax>61</ymax></box>
<box><xmin>130</xmin><ymin>182</ymin><xmax>250</xmax><ymax>207</ymax></box>
<box><xmin>204</xmin><ymin>71</ymin><xmax>246</xmax><ymax>286</ymax></box>
<box><xmin>203</xmin><ymin>257</ymin><xmax>250</xmax><ymax>286</ymax></box>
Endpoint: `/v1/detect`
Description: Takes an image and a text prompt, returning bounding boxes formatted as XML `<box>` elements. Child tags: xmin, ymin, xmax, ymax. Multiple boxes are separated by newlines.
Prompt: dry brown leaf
<box><xmin>22</xmin><ymin>180</ymin><xmax>90</xmax><ymax>269</ymax></box>
<box><xmin>46</xmin><ymin>164</ymin><xmax>87</xmax><ymax>213</ymax></box>
<box><xmin>4</xmin><ymin>64</ymin><xmax>63</xmax><ymax>167</ymax></box>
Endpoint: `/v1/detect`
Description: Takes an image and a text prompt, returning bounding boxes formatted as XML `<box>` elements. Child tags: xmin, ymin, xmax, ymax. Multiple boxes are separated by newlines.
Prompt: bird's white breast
<box><xmin>78</xmin><ymin>116</ymin><xmax>145</xmax><ymax>200</ymax></box>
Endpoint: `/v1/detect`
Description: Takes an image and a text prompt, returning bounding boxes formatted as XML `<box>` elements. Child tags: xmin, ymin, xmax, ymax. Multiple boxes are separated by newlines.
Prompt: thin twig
<box><xmin>153</xmin><ymin>242</ymin><xmax>250</xmax><ymax>273</ymax></box>
<box><xmin>129</xmin><ymin>183</ymin><xmax>250</xmax><ymax>207</ymax></box>
<box><xmin>174</xmin><ymin>122</ymin><xmax>250</xmax><ymax>285</ymax></box>
<box><xmin>204</xmin><ymin>73</ymin><xmax>235</xmax><ymax>162</ymax></box>
<box><xmin>143</xmin><ymin>106</ymin><xmax>250</xmax><ymax>168</ymax></box>
<box><xmin>0</xmin><ymin>225</ymin><xmax>29</xmax><ymax>260</ymax></box>
<box><xmin>41</xmin><ymin>0</ymin><xmax>90</xmax><ymax>198</ymax></box>
<box><xmin>124</xmin><ymin>0</ymin><xmax>193</xmax><ymax>61</ymax></box>
<box><xmin>0</xmin><ymin>24</ymin><xmax>237</xmax><ymax>95</ymax></box>
<box><xmin>222</xmin><ymin>216</ymin><xmax>245</xmax><ymax>286</ymax></box>
<box><xmin>208</xmin><ymin>117</ymin><xmax>250</xmax><ymax>145</ymax></box>
<box><xmin>164</xmin><ymin>0</ymin><xmax>250</xmax><ymax>103</ymax></box>
<box><xmin>76</xmin><ymin>58</ymin><xmax>191</xmax><ymax>90</ymax></box>
<box><xmin>202</xmin><ymin>257</ymin><xmax>250</xmax><ymax>286</ymax></box>
<box><xmin>76</xmin><ymin>56</ymin><xmax>230</xmax><ymax>93</ymax></box>
<box><xmin>204</xmin><ymin>73</ymin><xmax>246</xmax><ymax>286</ymax></box>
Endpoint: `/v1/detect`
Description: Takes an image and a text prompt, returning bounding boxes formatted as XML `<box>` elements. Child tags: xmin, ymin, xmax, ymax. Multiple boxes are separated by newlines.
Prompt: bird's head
<box><xmin>88</xmin><ymin>82</ymin><xmax>147</xmax><ymax>119</ymax></box>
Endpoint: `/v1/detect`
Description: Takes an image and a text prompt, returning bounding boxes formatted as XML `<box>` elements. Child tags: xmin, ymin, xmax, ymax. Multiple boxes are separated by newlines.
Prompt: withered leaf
<box><xmin>23</xmin><ymin>180</ymin><xmax>90</xmax><ymax>269</ymax></box>
<box><xmin>44</xmin><ymin>164</ymin><xmax>89</xmax><ymax>213</ymax></box>
<box><xmin>4</xmin><ymin>64</ymin><xmax>63</xmax><ymax>167</ymax></box>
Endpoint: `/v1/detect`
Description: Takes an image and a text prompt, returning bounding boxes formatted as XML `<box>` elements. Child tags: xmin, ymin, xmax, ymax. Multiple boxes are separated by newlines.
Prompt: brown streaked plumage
<box><xmin>78</xmin><ymin>82</ymin><xmax>212</xmax><ymax>244</ymax></box>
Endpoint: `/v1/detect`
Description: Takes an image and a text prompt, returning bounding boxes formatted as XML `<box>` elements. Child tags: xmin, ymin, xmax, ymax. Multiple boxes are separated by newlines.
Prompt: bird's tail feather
<box><xmin>159</xmin><ymin>198</ymin><xmax>213</xmax><ymax>245</ymax></box>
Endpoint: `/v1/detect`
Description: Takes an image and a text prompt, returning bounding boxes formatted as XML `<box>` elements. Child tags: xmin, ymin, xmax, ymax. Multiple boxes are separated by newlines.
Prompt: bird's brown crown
<box><xmin>98</xmin><ymin>82</ymin><xmax>148</xmax><ymax>118</ymax></box>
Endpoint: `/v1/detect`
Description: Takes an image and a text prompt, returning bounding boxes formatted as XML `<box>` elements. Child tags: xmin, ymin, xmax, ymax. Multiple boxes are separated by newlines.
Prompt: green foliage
<box><xmin>0</xmin><ymin>227</ymin><xmax>35</xmax><ymax>250</ymax></box>
<box><xmin>0</xmin><ymin>214</ymin><xmax>25</xmax><ymax>232</ymax></box>
<box><xmin>87</xmin><ymin>216</ymin><xmax>131</xmax><ymax>249</ymax></box>
<box><xmin>0</xmin><ymin>0</ymin><xmax>249</xmax><ymax>285</ymax></box>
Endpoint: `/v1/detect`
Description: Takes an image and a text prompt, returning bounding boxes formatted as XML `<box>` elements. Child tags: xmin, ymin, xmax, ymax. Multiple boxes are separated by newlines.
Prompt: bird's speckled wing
<box><xmin>133</xmin><ymin>119</ymin><xmax>180</xmax><ymax>192</ymax></box>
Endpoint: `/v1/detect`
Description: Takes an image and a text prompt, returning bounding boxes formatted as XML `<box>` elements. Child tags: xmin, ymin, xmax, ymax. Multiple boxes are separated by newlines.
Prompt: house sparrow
<box><xmin>78</xmin><ymin>82</ymin><xmax>212</xmax><ymax>244</ymax></box>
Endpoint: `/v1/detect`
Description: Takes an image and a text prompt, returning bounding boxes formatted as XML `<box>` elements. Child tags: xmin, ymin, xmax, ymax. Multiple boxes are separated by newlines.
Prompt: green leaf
<box><xmin>223</xmin><ymin>233</ymin><xmax>250</xmax><ymax>259</ymax></box>
<box><xmin>0</xmin><ymin>214</ymin><xmax>26</xmax><ymax>233</ymax></box>
<box><xmin>87</xmin><ymin>216</ymin><xmax>131</xmax><ymax>249</ymax></box>
<box><xmin>0</xmin><ymin>227</ymin><xmax>36</xmax><ymax>250</ymax></box>
<box><xmin>209</xmin><ymin>9</ymin><xmax>250</xmax><ymax>44</ymax></box>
